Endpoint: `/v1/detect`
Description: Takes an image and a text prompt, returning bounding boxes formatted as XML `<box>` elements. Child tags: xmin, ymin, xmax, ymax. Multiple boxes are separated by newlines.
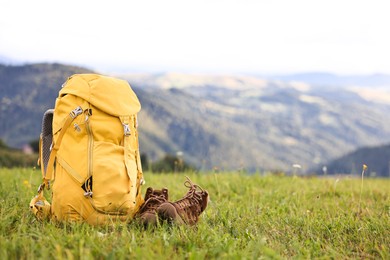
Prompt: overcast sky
<box><xmin>0</xmin><ymin>0</ymin><xmax>389</xmax><ymax>75</ymax></box>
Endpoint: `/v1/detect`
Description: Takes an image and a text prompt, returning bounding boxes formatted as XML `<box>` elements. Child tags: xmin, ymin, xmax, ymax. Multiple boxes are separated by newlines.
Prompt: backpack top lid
<box><xmin>59</xmin><ymin>74</ymin><xmax>141</xmax><ymax>116</ymax></box>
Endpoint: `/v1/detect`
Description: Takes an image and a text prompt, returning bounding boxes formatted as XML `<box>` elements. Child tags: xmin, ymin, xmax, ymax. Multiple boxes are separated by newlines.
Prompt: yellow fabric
<box><xmin>56</xmin><ymin>74</ymin><xmax>140</xmax><ymax>117</ymax></box>
<box><xmin>45</xmin><ymin>110</ymin><xmax>79</xmax><ymax>183</ymax></box>
<box><xmin>29</xmin><ymin>192</ymin><xmax>51</xmax><ymax>221</ymax></box>
<box><xmin>34</xmin><ymin>74</ymin><xmax>144</xmax><ymax>225</ymax></box>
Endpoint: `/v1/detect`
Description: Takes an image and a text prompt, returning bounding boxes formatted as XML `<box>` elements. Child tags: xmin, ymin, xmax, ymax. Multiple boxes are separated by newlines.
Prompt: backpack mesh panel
<box><xmin>41</xmin><ymin>109</ymin><xmax>54</xmax><ymax>175</ymax></box>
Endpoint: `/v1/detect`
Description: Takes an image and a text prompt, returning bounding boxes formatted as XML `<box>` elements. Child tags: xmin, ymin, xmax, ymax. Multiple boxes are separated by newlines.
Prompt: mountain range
<box><xmin>2</xmin><ymin>63</ymin><xmax>390</xmax><ymax>176</ymax></box>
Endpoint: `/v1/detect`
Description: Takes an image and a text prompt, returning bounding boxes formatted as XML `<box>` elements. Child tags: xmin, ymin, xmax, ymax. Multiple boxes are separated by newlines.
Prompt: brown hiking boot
<box><xmin>135</xmin><ymin>187</ymin><xmax>168</xmax><ymax>226</ymax></box>
<box><xmin>144</xmin><ymin>187</ymin><xmax>169</xmax><ymax>201</ymax></box>
<box><xmin>158</xmin><ymin>176</ymin><xmax>209</xmax><ymax>226</ymax></box>
<box><xmin>156</xmin><ymin>203</ymin><xmax>185</xmax><ymax>225</ymax></box>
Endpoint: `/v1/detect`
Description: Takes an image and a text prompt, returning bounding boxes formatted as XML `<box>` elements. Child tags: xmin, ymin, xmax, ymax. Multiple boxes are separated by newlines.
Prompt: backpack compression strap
<box><xmin>38</xmin><ymin>106</ymin><xmax>83</xmax><ymax>193</ymax></box>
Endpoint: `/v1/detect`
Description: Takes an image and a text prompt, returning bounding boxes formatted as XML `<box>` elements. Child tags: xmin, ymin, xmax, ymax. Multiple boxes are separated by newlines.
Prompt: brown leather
<box><xmin>135</xmin><ymin>177</ymin><xmax>209</xmax><ymax>226</ymax></box>
<box><xmin>135</xmin><ymin>187</ymin><xmax>169</xmax><ymax>226</ymax></box>
<box><xmin>169</xmin><ymin>176</ymin><xmax>209</xmax><ymax>225</ymax></box>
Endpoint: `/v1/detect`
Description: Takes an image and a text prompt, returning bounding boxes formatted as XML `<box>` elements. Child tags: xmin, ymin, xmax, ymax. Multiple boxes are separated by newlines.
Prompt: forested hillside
<box><xmin>2</xmin><ymin>63</ymin><xmax>390</xmax><ymax>175</ymax></box>
<box><xmin>312</xmin><ymin>144</ymin><xmax>390</xmax><ymax>177</ymax></box>
<box><xmin>0</xmin><ymin>63</ymin><xmax>92</xmax><ymax>146</ymax></box>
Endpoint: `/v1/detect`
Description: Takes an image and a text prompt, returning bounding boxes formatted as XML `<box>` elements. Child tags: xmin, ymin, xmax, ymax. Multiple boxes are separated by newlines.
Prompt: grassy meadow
<box><xmin>0</xmin><ymin>168</ymin><xmax>389</xmax><ymax>259</ymax></box>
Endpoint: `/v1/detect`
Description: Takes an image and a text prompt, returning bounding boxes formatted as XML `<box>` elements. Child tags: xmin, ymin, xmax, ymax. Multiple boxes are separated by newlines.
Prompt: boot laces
<box><xmin>139</xmin><ymin>193</ymin><xmax>167</xmax><ymax>214</ymax></box>
<box><xmin>175</xmin><ymin>176</ymin><xmax>205</xmax><ymax>217</ymax></box>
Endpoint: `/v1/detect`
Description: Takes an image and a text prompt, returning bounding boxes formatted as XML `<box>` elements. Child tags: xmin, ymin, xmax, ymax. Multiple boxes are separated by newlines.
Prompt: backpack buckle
<box><xmin>84</xmin><ymin>191</ymin><xmax>93</xmax><ymax>198</ymax></box>
<box><xmin>123</xmin><ymin>123</ymin><xmax>131</xmax><ymax>136</ymax></box>
<box><xmin>70</xmin><ymin>106</ymin><xmax>83</xmax><ymax>118</ymax></box>
<box><xmin>37</xmin><ymin>183</ymin><xmax>45</xmax><ymax>193</ymax></box>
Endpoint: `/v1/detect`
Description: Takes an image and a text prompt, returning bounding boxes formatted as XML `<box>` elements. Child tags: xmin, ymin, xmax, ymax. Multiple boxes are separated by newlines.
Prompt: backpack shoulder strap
<box><xmin>41</xmin><ymin>106</ymin><xmax>83</xmax><ymax>188</ymax></box>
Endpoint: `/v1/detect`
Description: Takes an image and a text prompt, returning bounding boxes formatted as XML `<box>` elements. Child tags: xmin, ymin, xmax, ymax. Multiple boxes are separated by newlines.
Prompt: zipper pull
<box><xmin>84</xmin><ymin>109</ymin><xmax>92</xmax><ymax>122</ymax></box>
<box><xmin>74</xmin><ymin>123</ymin><xmax>81</xmax><ymax>132</ymax></box>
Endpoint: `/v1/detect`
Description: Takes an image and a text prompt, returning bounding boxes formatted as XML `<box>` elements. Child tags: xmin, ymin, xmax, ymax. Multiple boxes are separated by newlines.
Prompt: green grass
<box><xmin>0</xmin><ymin>168</ymin><xmax>389</xmax><ymax>259</ymax></box>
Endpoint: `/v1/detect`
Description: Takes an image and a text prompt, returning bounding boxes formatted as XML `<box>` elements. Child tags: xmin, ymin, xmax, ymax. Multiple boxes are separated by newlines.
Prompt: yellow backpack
<box><xmin>30</xmin><ymin>74</ymin><xmax>145</xmax><ymax>225</ymax></box>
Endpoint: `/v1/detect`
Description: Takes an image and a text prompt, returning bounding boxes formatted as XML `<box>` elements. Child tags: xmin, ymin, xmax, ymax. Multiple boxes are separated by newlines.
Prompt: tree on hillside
<box><xmin>150</xmin><ymin>154</ymin><xmax>196</xmax><ymax>173</ymax></box>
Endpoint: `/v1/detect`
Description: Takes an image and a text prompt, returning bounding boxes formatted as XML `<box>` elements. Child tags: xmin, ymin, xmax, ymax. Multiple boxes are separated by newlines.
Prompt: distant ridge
<box><xmin>0</xmin><ymin>63</ymin><xmax>93</xmax><ymax>147</ymax></box>
<box><xmin>311</xmin><ymin>144</ymin><xmax>390</xmax><ymax>177</ymax></box>
<box><xmin>2</xmin><ymin>63</ymin><xmax>390</xmax><ymax>174</ymax></box>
